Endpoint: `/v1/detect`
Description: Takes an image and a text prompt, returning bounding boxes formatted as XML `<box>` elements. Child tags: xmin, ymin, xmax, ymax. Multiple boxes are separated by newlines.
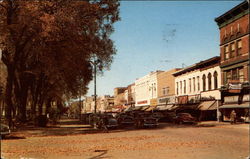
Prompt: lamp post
<box><xmin>89</xmin><ymin>60</ymin><xmax>99</xmax><ymax>114</ymax></box>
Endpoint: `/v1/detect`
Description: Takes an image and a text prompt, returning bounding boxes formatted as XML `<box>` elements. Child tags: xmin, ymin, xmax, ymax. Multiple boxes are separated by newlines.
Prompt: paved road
<box><xmin>1</xmin><ymin>119</ymin><xmax>249</xmax><ymax>159</ymax></box>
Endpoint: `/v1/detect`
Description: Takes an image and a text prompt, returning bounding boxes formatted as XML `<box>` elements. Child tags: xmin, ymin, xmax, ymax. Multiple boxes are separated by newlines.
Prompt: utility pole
<box><xmin>94</xmin><ymin>61</ymin><xmax>97</xmax><ymax>114</ymax></box>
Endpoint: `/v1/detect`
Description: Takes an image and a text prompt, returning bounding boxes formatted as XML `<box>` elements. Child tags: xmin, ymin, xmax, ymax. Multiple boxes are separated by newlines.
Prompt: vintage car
<box><xmin>96</xmin><ymin>114</ymin><xmax>119</xmax><ymax>129</ymax></box>
<box><xmin>0</xmin><ymin>123</ymin><xmax>10</xmax><ymax>138</ymax></box>
<box><xmin>173</xmin><ymin>113</ymin><xmax>197</xmax><ymax>124</ymax></box>
<box><xmin>134</xmin><ymin>113</ymin><xmax>158</xmax><ymax>128</ymax></box>
<box><xmin>117</xmin><ymin>113</ymin><xmax>135</xmax><ymax>127</ymax></box>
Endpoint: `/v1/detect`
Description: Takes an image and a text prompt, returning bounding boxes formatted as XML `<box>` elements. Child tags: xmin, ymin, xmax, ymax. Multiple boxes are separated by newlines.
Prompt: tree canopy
<box><xmin>0</xmin><ymin>0</ymin><xmax>120</xmax><ymax>126</ymax></box>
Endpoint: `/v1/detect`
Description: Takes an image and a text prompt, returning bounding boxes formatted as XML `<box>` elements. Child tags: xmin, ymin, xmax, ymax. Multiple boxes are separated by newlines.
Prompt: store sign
<box><xmin>158</xmin><ymin>96</ymin><xmax>175</xmax><ymax>104</ymax></box>
<box><xmin>178</xmin><ymin>96</ymin><xmax>188</xmax><ymax>104</ymax></box>
<box><xmin>137</xmin><ymin>100</ymin><xmax>148</xmax><ymax>105</ymax></box>
<box><xmin>150</xmin><ymin>98</ymin><xmax>157</xmax><ymax>106</ymax></box>
<box><xmin>228</xmin><ymin>83</ymin><xmax>242</xmax><ymax>90</ymax></box>
<box><xmin>188</xmin><ymin>94</ymin><xmax>201</xmax><ymax>103</ymax></box>
<box><xmin>224</xmin><ymin>96</ymin><xmax>238</xmax><ymax>104</ymax></box>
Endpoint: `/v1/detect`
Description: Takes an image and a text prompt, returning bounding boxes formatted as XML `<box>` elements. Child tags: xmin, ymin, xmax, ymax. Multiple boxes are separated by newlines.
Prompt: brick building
<box><xmin>215</xmin><ymin>0</ymin><xmax>249</xmax><ymax>122</ymax></box>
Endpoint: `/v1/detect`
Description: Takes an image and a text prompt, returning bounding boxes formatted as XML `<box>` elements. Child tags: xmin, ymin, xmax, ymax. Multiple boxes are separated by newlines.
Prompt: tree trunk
<box><xmin>5</xmin><ymin>65</ymin><xmax>15</xmax><ymax>128</ymax></box>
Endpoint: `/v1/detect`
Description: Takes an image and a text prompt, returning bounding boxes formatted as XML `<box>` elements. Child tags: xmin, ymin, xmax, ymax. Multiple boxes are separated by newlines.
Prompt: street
<box><xmin>1</xmin><ymin>119</ymin><xmax>249</xmax><ymax>159</ymax></box>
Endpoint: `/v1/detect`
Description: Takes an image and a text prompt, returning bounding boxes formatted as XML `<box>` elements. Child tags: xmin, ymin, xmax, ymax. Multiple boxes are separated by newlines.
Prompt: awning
<box><xmin>124</xmin><ymin>106</ymin><xmax>133</xmax><ymax>112</ymax></box>
<box><xmin>141</xmin><ymin>106</ymin><xmax>150</xmax><ymax>111</ymax></box>
<box><xmin>155</xmin><ymin>105</ymin><xmax>174</xmax><ymax>111</ymax></box>
<box><xmin>198</xmin><ymin>101</ymin><xmax>217</xmax><ymax>111</ymax></box>
<box><xmin>219</xmin><ymin>102</ymin><xmax>250</xmax><ymax>109</ymax></box>
<box><xmin>132</xmin><ymin>106</ymin><xmax>142</xmax><ymax>111</ymax></box>
<box><xmin>145</xmin><ymin>105</ymin><xmax>157</xmax><ymax>111</ymax></box>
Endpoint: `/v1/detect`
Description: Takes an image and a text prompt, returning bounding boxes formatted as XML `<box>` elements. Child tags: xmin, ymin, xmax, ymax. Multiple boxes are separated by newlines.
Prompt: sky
<box><xmin>86</xmin><ymin>0</ymin><xmax>243</xmax><ymax>97</ymax></box>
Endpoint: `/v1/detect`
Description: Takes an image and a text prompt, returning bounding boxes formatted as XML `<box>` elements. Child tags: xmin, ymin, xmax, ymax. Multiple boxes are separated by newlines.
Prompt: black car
<box><xmin>134</xmin><ymin>113</ymin><xmax>158</xmax><ymax>128</ymax></box>
<box><xmin>117</xmin><ymin>113</ymin><xmax>135</xmax><ymax>127</ymax></box>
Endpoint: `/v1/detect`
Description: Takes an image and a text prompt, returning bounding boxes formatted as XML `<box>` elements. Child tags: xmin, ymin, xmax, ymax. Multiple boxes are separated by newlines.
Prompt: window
<box><xmin>232</xmin><ymin>69</ymin><xmax>237</xmax><ymax>80</ymax></box>
<box><xmin>237</xmin><ymin>40</ymin><xmax>242</xmax><ymax>55</ymax></box>
<box><xmin>189</xmin><ymin>78</ymin><xmax>191</xmax><ymax>93</ymax></box>
<box><xmin>184</xmin><ymin>80</ymin><xmax>186</xmax><ymax>94</ymax></box>
<box><xmin>225</xmin><ymin>71</ymin><xmax>231</xmax><ymax>84</ymax></box>
<box><xmin>163</xmin><ymin>87</ymin><xmax>169</xmax><ymax>95</ymax></box>
<box><xmin>237</xmin><ymin>23</ymin><xmax>240</xmax><ymax>32</ymax></box>
<box><xmin>197</xmin><ymin>76</ymin><xmax>200</xmax><ymax>91</ymax></box>
<box><xmin>176</xmin><ymin>82</ymin><xmax>179</xmax><ymax>95</ymax></box>
<box><xmin>230</xmin><ymin>43</ymin><xmax>235</xmax><ymax>58</ymax></box>
<box><xmin>239</xmin><ymin>68</ymin><xmax>244</xmax><ymax>82</ymax></box>
<box><xmin>224</xmin><ymin>45</ymin><xmax>229</xmax><ymax>60</ymax></box>
<box><xmin>193</xmin><ymin>77</ymin><xmax>196</xmax><ymax>92</ymax></box>
<box><xmin>214</xmin><ymin>71</ymin><xmax>218</xmax><ymax>89</ymax></box>
<box><xmin>208</xmin><ymin>73</ymin><xmax>212</xmax><ymax>90</ymax></box>
<box><xmin>202</xmin><ymin>74</ymin><xmax>206</xmax><ymax>91</ymax></box>
<box><xmin>180</xmin><ymin>81</ymin><xmax>182</xmax><ymax>95</ymax></box>
<box><xmin>230</xmin><ymin>26</ymin><xmax>233</xmax><ymax>35</ymax></box>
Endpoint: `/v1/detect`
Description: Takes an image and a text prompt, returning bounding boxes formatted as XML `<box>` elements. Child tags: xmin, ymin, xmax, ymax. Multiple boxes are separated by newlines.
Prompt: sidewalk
<box><xmin>199</xmin><ymin>121</ymin><xmax>250</xmax><ymax>130</ymax></box>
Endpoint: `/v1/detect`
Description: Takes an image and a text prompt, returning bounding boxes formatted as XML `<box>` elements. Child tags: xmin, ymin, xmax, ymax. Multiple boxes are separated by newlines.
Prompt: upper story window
<box><xmin>202</xmin><ymin>74</ymin><xmax>206</xmax><ymax>91</ymax></box>
<box><xmin>237</xmin><ymin>40</ymin><xmax>242</xmax><ymax>55</ymax></box>
<box><xmin>213</xmin><ymin>71</ymin><xmax>218</xmax><ymax>89</ymax></box>
<box><xmin>197</xmin><ymin>76</ymin><xmax>200</xmax><ymax>91</ymax></box>
<box><xmin>224</xmin><ymin>45</ymin><xmax>229</xmax><ymax>60</ymax></box>
<box><xmin>189</xmin><ymin>78</ymin><xmax>191</xmax><ymax>93</ymax></box>
<box><xmin>176</xmin><ymin>82</ymin><xmax>179</xmax><ymax>95</ymax></box>
<box><xmin>193</xmin><ymin>77</ymin><xmax>196</xmax><ymax>92</ymax></box>
<box><xmin>184</xmin><ymin>80</ymin><xmax>186</xmax><ymax>94</ymax></box>
<box><xmin>230</xmin><ymin>42</ymin><xmax>235</xmax><ymax>58</ymax></box>
<box><xmin>208</xmin><ymin>73</ymin><xmax>212</xmax><ymax>91</ymax></box>
<box><xmin>180</xmin><ymin>81</ymin><xmax>182</xmax><ymax>94</ymax></box>
<box><xmin>239</xmin><ymin>68</ymin><xmax>244</xmax><ymax>82</ymax></box>
<box><xmin>162</xmin><ymin>87</ymin><xmax>169</xmax><ymax>96</ymax></box>
<box><xmin>237</xmin><ymin>23</ymin><xmax>240</xmax><ymax>33</ymax></box>
<box><xmin>225</xmin><ymin>71</ymin><xmax>231</xmax><ymax>84</ymax></box>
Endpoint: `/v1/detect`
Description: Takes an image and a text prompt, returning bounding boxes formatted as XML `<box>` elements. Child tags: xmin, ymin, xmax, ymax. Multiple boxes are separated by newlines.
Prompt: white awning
<box><xmin>198</xmin><ymin>101</ymin><xmax>217</xmax><ymax>110</ymax></box>
<box><xmin>219</xmin><ymin>102</ymin><xmax>250</xmax><ymax>109</ymax></box>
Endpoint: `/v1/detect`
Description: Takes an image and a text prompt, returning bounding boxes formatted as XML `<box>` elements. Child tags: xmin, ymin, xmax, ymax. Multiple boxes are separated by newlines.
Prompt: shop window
<box><xmin>208</xmin><ymin>73</ymin><xmax>212</xmax><ymax>90</ymax></box>
<box><xmin>214</xmin><ymin>71</ymin><xmax>218</xmax><ymax>89</ymax></box>
<box><xmin>202</xmin><ymin>75</ymin><xmax>206</xmax><ymax>91</ymax></box>
<box><xmin>224</xmin><ymin>45</ymin><xmax>229</xmax><ymax>60</ymax></box>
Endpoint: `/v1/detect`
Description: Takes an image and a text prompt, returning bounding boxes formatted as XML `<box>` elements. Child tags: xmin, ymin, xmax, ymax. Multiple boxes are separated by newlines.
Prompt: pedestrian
<box><xmin>230</xmin><ymin>110</ymin><xmax>237</xmax><ymax>124</ymax></box>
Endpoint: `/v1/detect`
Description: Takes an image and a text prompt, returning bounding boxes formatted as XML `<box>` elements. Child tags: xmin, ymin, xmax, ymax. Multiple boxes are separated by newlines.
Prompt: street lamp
<box><xmin>89</xmin><ymin>58</ymin><xmax>101</xmax><ymax>114</ymax></box>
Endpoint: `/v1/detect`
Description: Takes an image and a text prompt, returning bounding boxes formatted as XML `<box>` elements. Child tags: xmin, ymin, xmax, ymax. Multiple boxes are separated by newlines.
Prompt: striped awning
<box><xmin>198</xmin><ymin>101</ymin><xmax>217</xmax><ymax>110</ymax></box>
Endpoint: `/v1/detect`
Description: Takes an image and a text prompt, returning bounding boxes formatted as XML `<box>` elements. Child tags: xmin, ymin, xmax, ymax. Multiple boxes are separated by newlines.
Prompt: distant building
<box><xmin>113</xmin><ymin>87</ymin><xmax>127</xmax><ymax>109</ymax></box>
<box><xmin>135</xmin><ymin>70</ymin><xmax>163</xmax><ymax>107</ymax></box>
<box><xmin>215</xmin><ymin>0</ymin><xmax>249</xmax><ymax>122</ymax></box>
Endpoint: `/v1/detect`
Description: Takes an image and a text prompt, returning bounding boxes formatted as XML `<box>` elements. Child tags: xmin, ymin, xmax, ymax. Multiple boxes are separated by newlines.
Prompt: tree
<box><xmin>0</xmin><ymin>0</ymin><xmax>120</xmax><ymax>127</ymax></box>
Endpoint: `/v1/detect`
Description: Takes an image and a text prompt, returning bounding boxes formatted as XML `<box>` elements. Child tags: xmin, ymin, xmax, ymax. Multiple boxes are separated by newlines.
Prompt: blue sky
<box><xmin>86</xmin><ymin>0</ymin><xmax>243</xmax><ymax>97</ymax></box>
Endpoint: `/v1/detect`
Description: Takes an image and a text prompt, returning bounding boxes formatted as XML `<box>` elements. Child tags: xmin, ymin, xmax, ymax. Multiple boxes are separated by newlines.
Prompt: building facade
<box><xmin>157</xmin><ymin>68</ymin><xmax>181</xmax><ymax>106</ymax></box>
<box><xmin>173</xmin><ymin>56</ymin><xmax>221</xmax><ymax>120</ymax></box>
<box><xmin>215</xmin><ymin>0</ymin><xmax>249</xmax><ymax>122</ymax></box>
<box><xmin>135</xmin><ymin>71</ymin><xmax>163</xmax><ymax>107</ymax></box>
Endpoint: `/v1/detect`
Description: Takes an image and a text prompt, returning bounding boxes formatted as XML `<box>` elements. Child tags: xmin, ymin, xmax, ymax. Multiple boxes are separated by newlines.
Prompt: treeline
<box><xmin>0</xmin><ymin>0</ymin><xmax>120</xmax><ymax>127</ymax></box>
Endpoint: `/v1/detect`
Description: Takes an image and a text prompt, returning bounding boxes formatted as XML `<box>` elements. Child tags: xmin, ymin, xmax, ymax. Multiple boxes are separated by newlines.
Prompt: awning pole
<box><xmin>216</xmin><ymin>100</ymin><xmax>220</xmax><ymax>122</ymax></box>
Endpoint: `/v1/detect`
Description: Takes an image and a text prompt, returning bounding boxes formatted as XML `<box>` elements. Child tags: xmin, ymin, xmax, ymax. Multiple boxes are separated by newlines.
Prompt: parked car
<box><xmin>134</xmin><ymin>113</ymin><xmax>158</xmax><ymax>128</ymax></box>
<box><xmin>0</xmin><ymin>123</ymin><xmax>10</xmax><ymax>138</ymax></box>
<box><xmin>97</xmin><ymin>114</ymin><xmax>118</xmax><ymax>130</ymax></box>
<box><xmin>117</xmin><ymin>113</ymin><xmax>135</xmax><ymax>127</ymax></box>
<box><xmin>173</xmin><ymin>113</ymin><xmax>197</xmax><ymax>124</ymax></box>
